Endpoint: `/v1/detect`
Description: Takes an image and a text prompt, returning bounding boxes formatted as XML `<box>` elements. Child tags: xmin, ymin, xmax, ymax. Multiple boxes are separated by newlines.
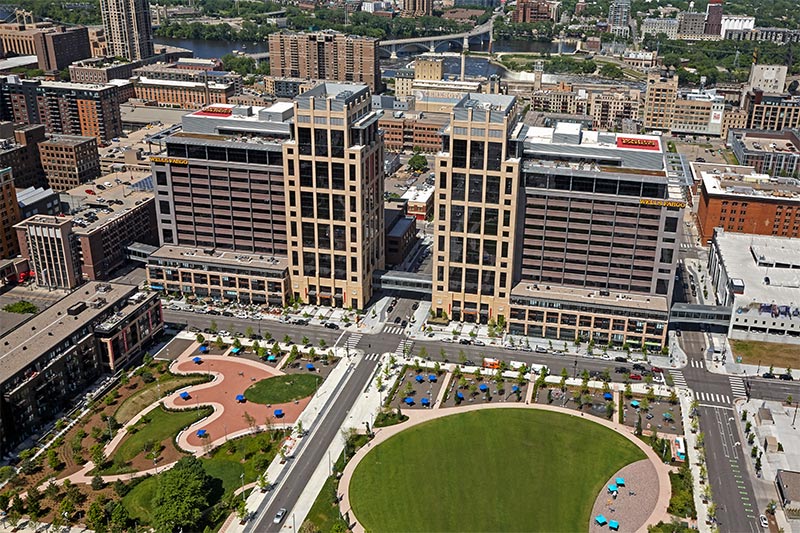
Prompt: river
<box><xmin>154</xmin><ymin>36</ymin><xmax>576</xmax><ymax>80</ymax></box>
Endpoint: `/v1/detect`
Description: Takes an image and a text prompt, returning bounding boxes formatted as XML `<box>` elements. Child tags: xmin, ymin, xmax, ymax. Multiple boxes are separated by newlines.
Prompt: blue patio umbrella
<box><xmin>415</xmin><ymin>375</ymin><xmax>424</xmax><ymax>383</ymax></box>
<box><xmin>267</xmin><ymin>355</ymin><xmax>277</xmax><ymax>362</ymax></box>
<box><xmin>179</xmin><ymin>391</ymin><xmax>190</xmax><ymax>400</ymax></box>
<box><xmin>306</xmin><ymin>363</ymin><xmax>315</xmax><ymax>370</ymax></box>
<box><xmin>428</xmin><ymin>374</ymin><xmax>437</xmax><ymax>382</ymax></box>
<box><xmin>236</xmin><ymin>394</ymin><xmax>245</xmax><ymax>403</ymax></box>
<box><xmin>456</xmin><ymin>391</ymin><xmax>464</xmax><ymax>400</ymax></box>
<box><xmin>609</xmin><ymin>520</ymin><xmax>619</xmax><ymax>531</ymax></box>
<box><xmin>421</xmin><ymin>397</ymin><xmax>430</xmax><ymax>406</ymax></box>
<box><xmin>479</xmin><ymin>383</ymin><xmax>489</xmax><ymax>392</ymax></box>
<box><xmin>631</xmin><ymin>400</ymin><xmax>640</xmax><ymax>408</ymax></box>
<box><xmin>274</xmin><ymin>409</ymin><xmax>284</xmax><ymax>418</ymax></box>
<box><xmin>615</xmin><ymin>477</ymin><xmax>625</xmax><ymax>486</ymax></box>
<box><xmin>231</xmin><ymin>347</ymin><xmax>242</xmax><ymax>354</ymax></box>
<box><xmin>608</xmin><ymin>484</ymin><xmax>618</xmax><ymax>493</ymax></box>
<box><xmin>595</xmin><ymin>515</ymin><xmax>607</xmax><ymax>526</ymax></box>
<box><xmin>199</xmin><ymin>345</ymin><xmax>209</xmax><ymax>353</ymax></box>
<box><xmin>404</xmin><ymin>397</ymin><xmax>414</xmax><ymax>405</ymax></box>
<box><xmin>512</xmin><ymin>385</ymin><xmax>520</xmax><ymax>393</ymax></box>
<box><xmin>196</xmin><ymin>429</ymin><xmax>207</xmax><ymax>438</ymax></box>
<box><xmin>663</xmin><ymin>412</ymin><xmax>674</xmax><ymax>421</ymax></box>
<box><xmin>604</xmin><ymin>392</ymin><xmax>613</xmax><ymax>400</ymax></box>
<box><xmin>193</xmin><ymin>355</ymin><xmax>203</xmax><ymax>363</ymax></box>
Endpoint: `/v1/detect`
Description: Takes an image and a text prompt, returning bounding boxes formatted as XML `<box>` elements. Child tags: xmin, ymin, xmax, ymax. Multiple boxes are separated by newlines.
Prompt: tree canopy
<box><xmin>152</xmin><ymin>456</ymin><xmax>214</xmax><ymax>532</ymax></box>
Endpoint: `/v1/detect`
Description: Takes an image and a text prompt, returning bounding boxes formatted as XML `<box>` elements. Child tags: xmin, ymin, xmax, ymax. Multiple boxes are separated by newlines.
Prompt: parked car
<box><xmin>762</xmin><ymin>372</ymin><xmax>776</xmax><ymax>379</ymax></box>
<box><xmin>632</xmin><ymin>363</ymin><xmax>647</xmax><ymax>372</ymax></box>
<box><xmin>535</xmin><ymin>346</ymin><xmax>547</xmax><ymax>353</ymax></box>
<box><xmin>651</xmin><ymin>366</ymin><xmax>663</xmax><ymax>373</ymax></box>
<box><xmin>401</xmin><ymin>320</ymin><xmax>407</xmax><ymax>327</ymax></box>
<box><xmin>760</xmin><ymin>515</ymin><xmax>769</xmax><ymax>528</ymax></box>
<box><xmin>85</xmin><ymin>189</ymin><xmax>95</xmax><ymax>195</ymax></box>
<box><xmin>629</xmin><ymin>373</ymin><xmax>643</xmax><ymax>381</ymax></box>
<box><xmin>614</xmin><ymin>356</ymin><xmax>627</xmax><ymax>362</ymax></box>
<box><xmin>615</xmin><ymin>366</ymin><xmax>629</xmax><ymax>374</ymax></box>
<box><xmin>780</xmin><ymin>373</ymin><xmax>794</xmax><ymax>381</ymax></box>
<box><xmin>473</xmin><ymin>340</ymin><xmax>485</xmax><ymax>346</ymax></box>
<box><xmin>441</xmin><ymin>338</ymin><xmax>454</xmax><ymax>343</ymax></box>
<box><xmin>458</xmin><ymin>338</ymin><xmax>471</xmax><ymax>345</ymax></box>
<box><xmin>324</xmin><ymin>322</ymin><xmax>339</xmax><ymax>329</ymax></box>
<box><xmin>675</xmin><ymin>330</ymin><xmax>682</xmax><ymax>337</ymax></box>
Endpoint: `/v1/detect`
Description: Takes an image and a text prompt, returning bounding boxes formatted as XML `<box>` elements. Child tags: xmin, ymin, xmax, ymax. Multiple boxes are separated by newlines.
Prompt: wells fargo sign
<box><xmin>150</xmin><ymin>156</ymin><xmax>188</xmax><ymax>165</ymax></box>
<box><xmin>616</xmin><ymin>137</ymin><xmax>660</xmax><ymax>151</ymax></box>
<box><xmin>640</xmin><ymin>198</ymin><xmax>687</xmax><ymax>208</ymax></box>
<box><xmin>200</xmin><ymin>106</ymin><xmax>232</xmax><ymax>115</ymax></box>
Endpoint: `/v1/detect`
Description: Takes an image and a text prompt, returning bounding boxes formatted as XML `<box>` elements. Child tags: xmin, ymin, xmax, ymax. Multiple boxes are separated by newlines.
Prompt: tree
<box><xmin>283</xmin><ymin>334</ymin><xmax>293</xmax><ymax>345</ymax></box>
<box><xmin>246</xmin><ymin>326</ymin><xmax>255</xmax><ymax>339</ymax></box>
<box><xmin>47</xmin><ymin>448</ymin><xmax>62</xmax><ymax>470</ymax></box>
<box><xmin>215</xmin><ymin>335</ymin><xmax>225</xmax><ymax>350</ymax></box>
<box><xmin>302</xmin><ymin>336</ymin><xmax>310</xmax><ymax>346</ymax></box>
<box><xmin>233</xmin><ymin>337</ymin><xmax>242</xmax><ymax>350</ymax></box>
<box><xmin>196</xmin><ymin>333</ymin><xmax>205</xmax><ymax>345</ymax></box>
<box><xmin>86</xmin><ymin>500</ymin><xmax>108</xmax><ymax>533</ymax></box>
<box><xmin>152</xmin><ymin>456</ymin><xmax>213</xmax><ymax>532</ymax></box>
<box><xmin>624</xmin><ymin>383</ymin><xmax>633</xmax><ymax>399</ymax></box>
<box><xmin>407</xmin><ymin>151</ymin><xmax>428</xmax><ymax>171</ymax></box>
<box><xmin>90</xmin><ymin>443</ymin><xmax>106</xmax><ymax>467</ymax></box>
<box><xmin>319</xmin><ymin>338</ymin><xmax>327</xmax><ymax>349</ymax></box>
<box><xmin>110</xmin><ymin>502</ymin><xmax>131</xmax><ymax>532</ymax></box>
<box><xmin>669</xmin><ymin>389</ymin><xmax>679</xmax><ymax>405</ymax></box>
<box><xmin>91</xmin><ymin>474</ymin><xmax>106</xmax><ymax>490</ymax></box>
<box><xmin>210</xmin><ymin>320</ymin><xmax>218</xmax><ymax>333</ymax></box>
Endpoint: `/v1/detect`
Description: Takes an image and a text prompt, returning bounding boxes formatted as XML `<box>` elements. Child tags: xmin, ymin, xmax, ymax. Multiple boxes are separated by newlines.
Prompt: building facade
<box><xmin>728</xmin><ymin>129</ymin><xmax>800</xmax><ymax>178</ymax></box>
<box><xmin>268</xmin><ymin>31</ymin><xmax>382</xmax><ymax>93</ymax></box>
<box><xmin>38</xmin><ymin>135</ymin><xmax>101</xmax><ymax>191</ymax></box>
<box><xmin>0</xmin><ymin>77</ymin><xmax>123</xmax><ymax>142</ymax></box>
<box><xmin>742</xmin><ymin>90</ymin><xmax>800</xmax><ymax>132</ymax></box>
<box><xmin>100</xmin><ymin>0</ymin><xmax>154</xmax><ymax>61</ymax></box>
<box><xmin>133</xmin><ymin>77</ymin><xmax>235</xmax><ymax>109</ymax></box>
<box><xmin>640</xmin><ymin>18</ymin><xmax>679</xmax><ymax>40</ymax></box>
<box><xmin>0</xmin><ymin>124</ymin><xmax>46</xmax><ymax>189</ymax></box>
<box><xmin>378</xmin><ymin>111</ymin><xmax>448</xmax><ymax>152</ymax></box>
<box><xmin>14</xmin><ymin>215</ymin><xmax>81</xmax><ymax>289</ymax></box>
<box><xmin>0</xmin><ymin>167</ymin><xmax>20</xmax><ymax>259</ymax></box>
<box><xmin>0</xmin><ymin>23</ymin><xmax>91</xmax><ymax>72</ymax></box>
<box><xmin>643</xmin><ymin>70</ymin><xmax>679</xmax><ymax>130</ymax></box>
<box><xmin>608</xmin><ymin>0</ymin><xmax>631</xmax><ymax>37</ymax></box>
<box><xmin>695</xmin><ymin>162</ymin><xmax>800</xmax><ymax>242</ymax></box>
<box><xmin>283</xmin><ymin>83</ymin><xmax>385</xmax><ymax>309</ymax></box>
<box><xmin>0</xmin><ymin>282</ymin><xmax>163</xmax><ymax>456</ymax></box>
<box><xmin>403</xmin><ymin>0</ymin><xmax>432</xmax><ymax>17</ymax></box>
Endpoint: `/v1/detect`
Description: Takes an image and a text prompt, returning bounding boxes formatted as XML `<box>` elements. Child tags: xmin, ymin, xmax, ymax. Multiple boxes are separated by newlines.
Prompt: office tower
<box><xmin>704</xmin><ymin>0</ymin><xmax>723</xmax><ymax>36</ymax></box>
<box><xmin>268</xmin><ymin>31</ymin><xmax>382</xmax><ymax>93</ymax></box>
<box><xmin>607</xmin><ymin>0</ymin><xmax>631</xmax><ymax>37</ymax></box>
<box><xmin>14</xmin><ymin>215</ymin><xmax>81</xmax><ymax>288</ymax></box>
<box><xmin>0</xmin><ymin>167</ymin><xmax>21</xmax><ymax>259</ymax></box>
<box><xmin>432</xmin><ymin>94</ymin><xmax>522</xmax><ymax>323</ymax></box>
<box><xmin>403</xmin><ymin>0</ymin><xmax>432</xmax><ymax>17</ymax></box>
<box><xmin>0</xmin><ymin>77</ymin><xmax>123</xmax><ymax>142</ymax></box>
<box><xmin>100</xmin><ymin>0</ymin><xmax>154</xmax><ymax>61</ymax></box>
<box><xmin>643</xmin><ymin>70</ymin><xmax>679</xmax><ymax>130</ymax></box>
<box><xmin>39</xmin><ymin>135</ymin><xmax>100</xmax><ymax>191</ymax></box>
<box><xmin>283</xmin><ymin>83</ymin><xmax>384</xmax><ymax>310</ymax></box>
<box><xmin>0</xmin><ymin>23</ymin><xmax>91</xmax><ymax>71</ymax></box>
<box><xmin>414</xmin><ymin>58</ymin><xmax>444</xmax><ymax>81</ymax></box>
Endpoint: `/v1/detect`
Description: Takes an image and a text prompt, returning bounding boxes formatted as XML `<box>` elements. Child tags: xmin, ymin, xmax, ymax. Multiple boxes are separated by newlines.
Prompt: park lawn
<box><xmin>730</xmin><ymin>339</ymin><xmax>800</xmax><ymax>369</ymax></box>
<box><xmin>350</xmin><ymin>409</ymin><xmax>645</xmax><ymax>533</ymax></box>
<box><xmin>115</xmin><ymin>373</ymin><xmax>210</xmax><ymax>424</ymax></box>
<box><xmin>122</xmin><ymin>476</ymin><xmax>159</xmax><ymax>524</ymax></box>
<box><xmin>101</xmin><ymin>406</ymin><xmax>212</xmax><ymax>474</ymax></box>
<box><xmin>302</xmin><ymin>474</ymin><xmax>348</xmax><ymax>532</ymax></box>
<box><xmin>122</xmin><ymin>433</ymin><xmax>278</xmax><ymax>527</ymax></box>
<box><xmin>245</xmin><ymin>374</ymin><xmax>322</xmax><ymax>404</ymax></box>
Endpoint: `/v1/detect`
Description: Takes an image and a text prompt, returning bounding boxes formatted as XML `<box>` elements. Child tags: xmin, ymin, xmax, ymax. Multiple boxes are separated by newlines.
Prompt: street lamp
<box><xmin>240</xmin><ymin>472</ymin><xmax>245</xmax><ymax>502</ymax></box>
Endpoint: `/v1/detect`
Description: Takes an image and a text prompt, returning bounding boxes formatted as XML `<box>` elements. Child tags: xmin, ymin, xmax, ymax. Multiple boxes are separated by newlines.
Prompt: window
<box><xmin>469</xmin><ymin>141</ymin><xmax>484</xmax><ymax>170</ymax></box>
<box><xmin>449</xmin><ymin>236</ymin><xmax>463</xmax><ymax>262</ymax></box>
<box><xmin>484</xmin><ymin>208</ymin><xmax>498</xmax><ymax>235</ymax></box>
<box><xmin>469</xmin><ymin>174</ymin><xmax>483</xmax><ymax>202</ymax></box>
<box><xmin>483</xmin><ymin>240</ymin><xmax>497</xmax><ymax>266</ymax></box>
<box><xmin>451</xmin><ymin>173</ymin><xmax>466</xmax><ymax>201</ymax></box>
<box><xmin>453</xmin><ymin>139</ymin><xmax>467</xmax><ymax>167</ymax></box>
<box><xmin>449</xmin><ymin>267</ymin><xmax>462</xmax><ymax>292</ymax></box>
<box><xmin>467</xmin><ymin>207</ymin><xmax>482</xmax><ymax>234</ymax></box>
<box><xmin>450</xmin><ymin>205</ymin><xmax>464</xmax><ymax>232</ymax></box>
<box><xmin>465</xmin><ymin>238</ymin><xmax>480</xmax><ymax>264</ymax></box>
<box><xmin>486</xmin><ymin>176</ymin><xmax>500</xmax><ymax>204</ymax></box>
<box><xmin>465</xmin><ymin>268</ymin><xmax>479</xmax><ymax>294</ymax></box>
<box><xmin>487</xmin><ymin>142</ymin><xmax>502</xmax><ymax>171</ymax></box>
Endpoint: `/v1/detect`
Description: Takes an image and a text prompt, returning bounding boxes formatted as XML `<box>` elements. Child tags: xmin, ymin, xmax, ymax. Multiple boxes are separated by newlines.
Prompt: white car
<box><xmin>274</xmin><ymin>508</ymin><xmax>287</xmax><ymax>524</ymax></box>
<box><xmin>759</xmin><ymin>515</ymin><xmax>768</xmax><ymax>528</ymax></box>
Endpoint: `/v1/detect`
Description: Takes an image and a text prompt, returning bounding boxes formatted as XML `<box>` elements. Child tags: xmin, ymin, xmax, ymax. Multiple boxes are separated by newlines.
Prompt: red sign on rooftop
<box><xmin>616</xmin><ymin>137</ymin><xmax>660</xmax><ymax>151</ymax></box>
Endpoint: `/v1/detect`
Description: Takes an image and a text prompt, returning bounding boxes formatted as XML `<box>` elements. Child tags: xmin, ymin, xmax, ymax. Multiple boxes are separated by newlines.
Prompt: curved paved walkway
<box><xmin>63</xmin><ymin>341</ymin><xmax>310</xmax><ymax>485</ymax></box>
<box><xmin>339</xmin><ymin>403</ymin><xmax>672</xmax><ymax>533</ymax></box>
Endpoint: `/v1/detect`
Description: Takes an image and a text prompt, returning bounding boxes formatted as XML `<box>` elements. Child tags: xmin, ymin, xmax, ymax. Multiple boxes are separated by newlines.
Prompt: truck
<box><xmin>482</xmin><ymin>358</ymin><xmax>501</xmax><ymax>369</ymax></box>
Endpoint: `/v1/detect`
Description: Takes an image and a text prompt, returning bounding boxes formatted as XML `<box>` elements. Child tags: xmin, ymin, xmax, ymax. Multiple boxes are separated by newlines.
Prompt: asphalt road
<box><xmin>246</xmin><ymin>346</ymin><xmax>380</xmax><ymax>532</ymax></box>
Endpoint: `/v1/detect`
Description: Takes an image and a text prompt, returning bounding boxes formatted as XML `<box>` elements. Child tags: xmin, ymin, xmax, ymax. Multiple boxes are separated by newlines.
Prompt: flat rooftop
<box><xmin>736</xmin><ymin>131</ymin><xmax>800</xmax><ymax>155</ymax></box>
<box><xmin>388</xmin><ymin>215</ymin><xmax>415</xmax><ymax>238</ymax></box>
<box><xmin>777</xmin><ymin>470</ymin><xmax>800</xmax><ymax>503</ymax></box>
<box><xmin>150</xmin><ymin>245</ymin><xmax>288</xmax><ymax>272</ymax></box>
<box><xmin>137</xmin><ymin>77</ymin><xmax>231</xmax><ymax>90</ymax></box>
<box><xmin>0</xmin><ymin>282</ymin><xmax>140</xmax><ymax>382</ymax></box>
<box><xmin>40</xmin><ymin>135</ymin><xmax>94</xmax><ymax>147</ymax></box>
<box><xmin>510</xmin><ymin>282</ymin><xmax>670</xmax><ymax>315</ymax></box>
<box><xmin>401</xmin><ymin>186</ymin><xmax>434</xmax><ymax>203</ymax></box>
<box><xmin>60</xmin><ymin>175</ymin><xmax>155</xmax><ymax>233</ymax></box>
<box><xmin>694</xmin><ymin>162</ymin><xmax>800</xmax><ymax>201</ymax></box>
<box><xmin>455</xmin><ymin>93</ymin><xmax>517</xmax><ymax>115</ymax></box>
<box><xmin>715</xmin><ymin>230</ymin><xmax>800</xmax><ymax>307</ymax></box>
<box><xmin>298</xmin><ymin>82</ymin><xmax>370</xmax><ymax>102</ymax></box>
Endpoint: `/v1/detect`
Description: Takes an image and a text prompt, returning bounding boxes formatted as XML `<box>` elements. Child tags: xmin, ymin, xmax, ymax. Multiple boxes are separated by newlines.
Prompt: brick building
<box><xmin>0</xmin><ymin>23</ymin><xmax>91</xmax><ymax>72</ymax></box>
<box><xmin>39</xmin><ymin>135</ymin><xmax>101</xmax><ymax>191</ymax></box>
<box><xmin>133</xmin><ymin>77</ymin><xmax>235</xmax><ymax>109</ymax></box>
<box><xmin>0</xmin><ymin>167</ymin><xmax>20</xmax><ymax>259</ymax></box>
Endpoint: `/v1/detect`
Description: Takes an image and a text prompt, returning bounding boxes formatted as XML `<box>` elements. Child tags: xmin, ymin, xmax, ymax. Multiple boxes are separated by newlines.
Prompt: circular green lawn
<box><xmin>349</xmin><ymin>409</ymin><xmax>646</xmax><ymax>533</ymax></box>
<box><xmin>244</xmin><ymin>374</ymin><xmax>322</xmax><ymax>404</ymax></box>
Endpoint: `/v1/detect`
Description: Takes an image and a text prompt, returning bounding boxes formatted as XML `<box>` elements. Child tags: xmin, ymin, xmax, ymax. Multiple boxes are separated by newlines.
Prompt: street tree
<box><xmin>152</xmin><ymin>456</ymin><xmax>212</xmax><ymax>532</ymax></box>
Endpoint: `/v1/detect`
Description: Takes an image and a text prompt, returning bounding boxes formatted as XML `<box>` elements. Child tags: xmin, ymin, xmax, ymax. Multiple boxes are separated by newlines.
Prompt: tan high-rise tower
<box><xmin>403</xmin><ymin>0</ymin><xmax>432</xmax><ymax>17</ymax></box>
<box><xmin>282</xmin><ymin>83</ymin><xmax>385</xmax><ymax>310</ymax></box>
<box><xmin>100</xmin><ymin>0</ymin><xmax>154</xmax><ymax>61</ymax></box>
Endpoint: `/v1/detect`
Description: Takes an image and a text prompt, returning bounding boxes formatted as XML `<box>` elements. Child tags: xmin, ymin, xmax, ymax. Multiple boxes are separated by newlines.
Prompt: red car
<box><xmin>629</xmin><ymin>373</ymin><xmax>643</xmax><ymax>381</ymax></box>
<box><xmin>85</xmin><ymin>189</ymin><xmax>95</xmax><ymax>195</ymax></box>
<box><xmin>651</xmin><ymin>366</ymin><xmax>663</xmax><ymax>373</ymax></box>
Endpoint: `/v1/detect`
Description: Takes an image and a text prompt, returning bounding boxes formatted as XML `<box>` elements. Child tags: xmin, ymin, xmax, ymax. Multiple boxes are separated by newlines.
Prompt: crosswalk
<box><xmin>694</xmin><ymin>391</ymin><xmax>731</xmax><ymax>405</ymax></box>
<box><xmin>689</xmin><ymin>359</ymin><xmax>705</xmax><ymax>369</ymax></box>
<box><xmin>669</xmin><ymin>370</ymin><xmax>687</xmax><ymax>387</ymax></box>
<box><xmin>363</xmin><ymin>352</ymin><xmax>381</xmax><ymax>362</ymax></box>
<box><xmin>729</xmin><ymin>376</ymin><xmax>748</xmax><ymax>400</ymax></box>
<box><xmin>344</xmin><ymin>333</ymin><xmax>362</xmax><ymax>351</ymax></box>
<box><xmin>680</xmin><ymin>243</ymin><xmax>694</xmax><ymax>250</ymax></box>
<box><xmin>382</xmin><ymin>325</ymin><xmax>405</xmax><ymax>335</ymax></box>
<box><xmin>395</xmin><ymin>339</ymin><xmax>413</xmax><ymax>357</ymax></box>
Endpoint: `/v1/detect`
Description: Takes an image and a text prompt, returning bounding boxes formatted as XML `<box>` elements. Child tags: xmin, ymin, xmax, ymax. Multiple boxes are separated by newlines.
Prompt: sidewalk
<box><xmin>679</xmin><ymin>390</ymin><xmax>711</xmax><ymax>533</ymax></box>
